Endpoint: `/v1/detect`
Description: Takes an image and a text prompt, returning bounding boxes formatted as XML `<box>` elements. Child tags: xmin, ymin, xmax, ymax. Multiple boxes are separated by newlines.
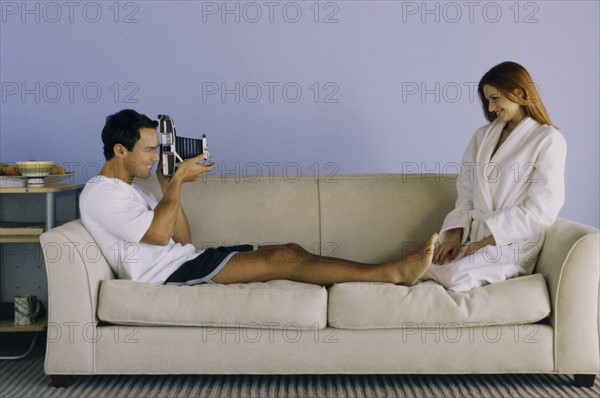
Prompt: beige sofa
<box><xmin>39</xmin><ymin>174</ymin><xmax>599</xmax><ymax>387</ymax></box>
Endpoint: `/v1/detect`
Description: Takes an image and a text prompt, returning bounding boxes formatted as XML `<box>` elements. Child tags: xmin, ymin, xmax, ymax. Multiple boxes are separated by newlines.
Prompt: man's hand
<box><xmin>156</xmin><ymin>159</ymin><xmax>171</xmax><ymax>192</ymax></box>
<box><xmin>157</xmin><ymin>154</ymin><xmax>216</xmax><ymax>191</ymax></box>
<box><xmin>171</xmin><ymin>154</ymin><xmax>216</xmax><ymax>183</ymax></box>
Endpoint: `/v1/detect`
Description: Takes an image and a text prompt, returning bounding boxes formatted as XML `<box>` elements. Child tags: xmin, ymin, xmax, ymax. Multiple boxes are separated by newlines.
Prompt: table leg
<box><xmin>45</xmin><ymin>192</ymin><xmax>55</xmax><ymax>230</ymax></box>
<box><xmin>0</xmin><ymin>333</ymin><xmax>39</xmax><ymax>360</ymax></box>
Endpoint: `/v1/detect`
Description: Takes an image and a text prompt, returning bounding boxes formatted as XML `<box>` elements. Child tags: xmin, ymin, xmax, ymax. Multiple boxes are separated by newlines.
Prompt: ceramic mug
<box><xmin>14</xmin><ymin>294</ymin><xmax>41</xmax><ymax>325</ymax></box>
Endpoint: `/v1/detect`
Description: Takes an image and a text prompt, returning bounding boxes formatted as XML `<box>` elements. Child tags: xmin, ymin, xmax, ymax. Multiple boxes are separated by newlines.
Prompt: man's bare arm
<box><xmin>155</xmin><ymin>162</ymin><xmax>192</xmax><ymax>245</ymax></box>
<box><xmin>141</xmin><ymin>155</ymin><xmax>215</xmax><ymax>246</ymax></box>
<box><xmin>172</xmin><ymin>205</ymin><xmax>192</xmax><ymax>245</ymax></box>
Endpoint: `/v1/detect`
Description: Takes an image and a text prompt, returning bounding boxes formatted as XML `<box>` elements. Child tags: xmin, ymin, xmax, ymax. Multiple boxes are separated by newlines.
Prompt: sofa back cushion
<box><xmin>136</xmin><ymin>176</ymin><xmax>321</xmax><ymax>253</ymax></box>
<box><xmin>319</xmin><ymin>175</ymin><xmax>456</xmax><ymax>263</ymax></box>
<box><xmin>137</xmin><ymin>174</ymin><xmax>457</xmax><ymax>260</ymax></box>
<box><xmin>328</xmin><ymin>273</ymin><xmax>551</xmax><ymax>329</ymax></box>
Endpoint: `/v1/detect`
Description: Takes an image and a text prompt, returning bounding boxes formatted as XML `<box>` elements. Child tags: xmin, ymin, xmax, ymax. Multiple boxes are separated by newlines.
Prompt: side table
<box><xmin>0</xmin><ymin>183</ymin><xmax>84</xmax><ymax>360</ymax></box>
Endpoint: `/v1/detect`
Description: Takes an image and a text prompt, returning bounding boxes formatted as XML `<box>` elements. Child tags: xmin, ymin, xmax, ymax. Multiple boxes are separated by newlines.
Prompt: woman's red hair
<box><xmin>478</xmin><ymin>62</ymin><xmax>554</xmax><ymax>127</ymax></box>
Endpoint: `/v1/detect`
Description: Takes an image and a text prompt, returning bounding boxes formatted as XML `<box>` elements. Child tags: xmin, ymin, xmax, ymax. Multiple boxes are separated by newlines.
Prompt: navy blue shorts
<box><xmin>164</xmin><ymin>244</ymin><xmax>256</xmax><ymax>285</ymax></box>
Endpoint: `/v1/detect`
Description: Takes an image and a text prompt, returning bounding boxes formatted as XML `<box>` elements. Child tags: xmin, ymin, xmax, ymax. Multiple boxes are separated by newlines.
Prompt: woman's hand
<box><xmin>433</xmin><ymin>228</ymin><xmax>463</xmax><ymax>264</ymax></box>
<box><xmin>460</xmin><ymin>235</ymin><xmax>496</xmax><ymax>260</ymax></box>
<box><xmin>433</xmin><ymin>239</ymin><xmax>461</xmax><ymax>264</ymax></box>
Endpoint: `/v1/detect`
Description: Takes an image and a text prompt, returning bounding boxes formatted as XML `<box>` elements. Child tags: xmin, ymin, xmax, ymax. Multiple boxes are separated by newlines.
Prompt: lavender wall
<box><xmin>1</xmin><ymin>1</ymin><xmax>598</xmax><ymax>227</ymax></box>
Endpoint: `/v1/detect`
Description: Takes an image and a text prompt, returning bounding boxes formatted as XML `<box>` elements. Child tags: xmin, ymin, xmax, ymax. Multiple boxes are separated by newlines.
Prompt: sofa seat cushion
<box><xmin>328</xmin><ymin>274</ymin><xmax>550</xmax><ymax>329</ymax></box>
<box><xmin>98</xmin><ymin>279</ymin><xmax>327</xmax><ymax>329</ymax></box>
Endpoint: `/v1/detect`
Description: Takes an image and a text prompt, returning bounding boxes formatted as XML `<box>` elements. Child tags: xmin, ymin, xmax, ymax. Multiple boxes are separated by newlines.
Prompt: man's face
<box><xmin>123</xmin><ymin>127</ymin><xmax>160</xmax><ymax>179</ymax></box>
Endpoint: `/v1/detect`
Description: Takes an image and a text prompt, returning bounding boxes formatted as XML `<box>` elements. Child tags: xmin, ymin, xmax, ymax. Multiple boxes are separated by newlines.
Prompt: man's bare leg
<box><xmin>212</xmin><ymin>233</ymin><xmax>438</xmax><ymax>286</ymax></box>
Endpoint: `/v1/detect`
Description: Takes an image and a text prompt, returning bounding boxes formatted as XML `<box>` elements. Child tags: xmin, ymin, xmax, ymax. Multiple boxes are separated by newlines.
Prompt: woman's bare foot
<box><xmin>390</xmin><ymin>233</ymin><xmax>438</xmax><ymax>285</ymax></box>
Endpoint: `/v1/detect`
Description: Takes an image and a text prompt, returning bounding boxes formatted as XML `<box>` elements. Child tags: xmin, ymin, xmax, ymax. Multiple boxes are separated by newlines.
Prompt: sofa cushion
<box><xmin>328</xmin><ymin>274</ymin><xmax>550</xmax><ymax>329</ymax></box>
<box><xmin>98</xmin><ymin>279</ymin><xmax>327</xmax><ymax>329</ymax></box>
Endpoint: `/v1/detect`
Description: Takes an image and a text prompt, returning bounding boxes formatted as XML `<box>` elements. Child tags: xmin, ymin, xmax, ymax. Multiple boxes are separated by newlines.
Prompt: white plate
<box><xmin>0</xmin><ymin>176</ymin><xmax>27</xmax><ymax>188</ymax></box>
<box><xmin>44</xmin><ymin>173</ymin><xmax>76</xmax><ymax>185</ymax></box>
<box><xmin>0</xmin><ymin>173</ymin><xmax>75</xmax><ymax>187</ymax></box>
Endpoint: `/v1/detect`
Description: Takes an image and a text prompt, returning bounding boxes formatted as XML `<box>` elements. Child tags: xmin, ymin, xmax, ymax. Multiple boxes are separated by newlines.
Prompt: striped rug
<box><xmin>1</xmin><ymin>333</ymin><xmax>599</xmax><ymax>398</ymax></box>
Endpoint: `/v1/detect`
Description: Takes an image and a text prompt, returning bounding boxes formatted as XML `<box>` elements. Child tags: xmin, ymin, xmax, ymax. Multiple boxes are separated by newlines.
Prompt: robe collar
<box><xmin>480</xmin><ymin>116</ymin><xmax>538</xmax><ymax>164</ymax></box>
<box><xmin>475</xmin><ymin>116</ymin><xmax>539</xmax><ymax>211</ymax></box>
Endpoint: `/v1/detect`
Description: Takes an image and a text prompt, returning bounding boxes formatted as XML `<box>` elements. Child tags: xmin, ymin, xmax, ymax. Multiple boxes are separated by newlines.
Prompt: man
<box><xmin>80</xmin><ymin>109</ymin><xmax>436</xmax><ymax>286</ymax></box>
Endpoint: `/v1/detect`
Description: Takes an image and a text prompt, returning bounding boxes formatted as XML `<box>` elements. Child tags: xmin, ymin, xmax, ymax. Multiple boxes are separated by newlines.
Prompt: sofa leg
<box><xmin>573</xmin><ymin>374</ymin><xmax>596</xmax><ymax>387</ymax></box>
<box><xmin>51</xmin><ymin>375</ymin><xmax>74</xmax><ymax>388</ymax></box>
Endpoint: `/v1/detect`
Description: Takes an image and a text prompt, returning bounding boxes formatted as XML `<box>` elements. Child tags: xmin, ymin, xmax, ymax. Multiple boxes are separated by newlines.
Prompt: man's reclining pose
<box><xmin>80</xmin><ymin>109</ymin><xmax>437</xmax><ymax>286</ymax></box>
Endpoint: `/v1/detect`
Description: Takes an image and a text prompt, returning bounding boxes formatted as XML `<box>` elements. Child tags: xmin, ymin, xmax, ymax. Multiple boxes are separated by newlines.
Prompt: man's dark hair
<box><xmin>101</xmin><ymin>109</ymin><xmax>159</xmax><ymax>160</ymax></box>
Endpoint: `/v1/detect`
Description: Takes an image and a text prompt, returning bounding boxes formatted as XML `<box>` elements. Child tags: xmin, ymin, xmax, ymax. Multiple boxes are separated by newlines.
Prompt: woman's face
<box><xmin>483</xmin><ymin>85</ymin><xmax>525</xmax><ymax>125</ymax></box>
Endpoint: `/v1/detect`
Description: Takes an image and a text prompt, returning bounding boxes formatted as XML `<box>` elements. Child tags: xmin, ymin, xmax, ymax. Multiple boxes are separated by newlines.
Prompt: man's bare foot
<box><xmin>390</xmin><ymin>233</ymin><xmax>438</xmax><ymax>285</ymax></box>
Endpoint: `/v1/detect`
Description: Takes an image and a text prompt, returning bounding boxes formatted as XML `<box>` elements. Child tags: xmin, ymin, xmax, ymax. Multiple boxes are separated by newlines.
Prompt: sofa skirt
<box><xmin>89</xmin><ymin>324</ymin><xmax>554</xmax><ymax>374</ymax></box>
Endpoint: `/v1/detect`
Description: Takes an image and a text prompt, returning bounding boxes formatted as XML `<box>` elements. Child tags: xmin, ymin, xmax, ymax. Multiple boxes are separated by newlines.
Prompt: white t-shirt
<box><xmin>79</xmin><ymin>176</ymin><xmax>200</xmax><ymax>284</ymax></box>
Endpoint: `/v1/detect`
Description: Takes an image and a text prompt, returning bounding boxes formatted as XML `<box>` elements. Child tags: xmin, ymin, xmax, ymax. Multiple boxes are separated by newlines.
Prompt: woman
<box><xmin>422</xmin><ymin>61</ymin><xmax>567</xmax><ymax>292</ymax></box>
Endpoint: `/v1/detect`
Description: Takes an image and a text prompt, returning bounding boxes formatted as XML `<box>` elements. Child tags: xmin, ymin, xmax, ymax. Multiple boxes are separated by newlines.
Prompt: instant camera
<box><xmin>158</xmin><ymin>114</ymin><xmax>214</xmax><ymax>176</ymax></box>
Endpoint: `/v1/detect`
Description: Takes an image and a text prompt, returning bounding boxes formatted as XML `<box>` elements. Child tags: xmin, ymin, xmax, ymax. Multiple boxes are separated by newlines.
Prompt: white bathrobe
<box><xmin>423</xmin><ymin>116</ymin><xmax>567</xmax><ymax>292</ymax></box>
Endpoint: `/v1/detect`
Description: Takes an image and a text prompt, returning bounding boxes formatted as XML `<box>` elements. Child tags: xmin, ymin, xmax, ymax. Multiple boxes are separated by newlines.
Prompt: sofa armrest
<box><xmin>535</xmin><ymin>218</ymin><xmax>600</xmax><ymax>374</ymax></box>
<box><xmin>40</xmin><ymin>219</ymin><xmax>115</xmax><ymax>374</ymax></box>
